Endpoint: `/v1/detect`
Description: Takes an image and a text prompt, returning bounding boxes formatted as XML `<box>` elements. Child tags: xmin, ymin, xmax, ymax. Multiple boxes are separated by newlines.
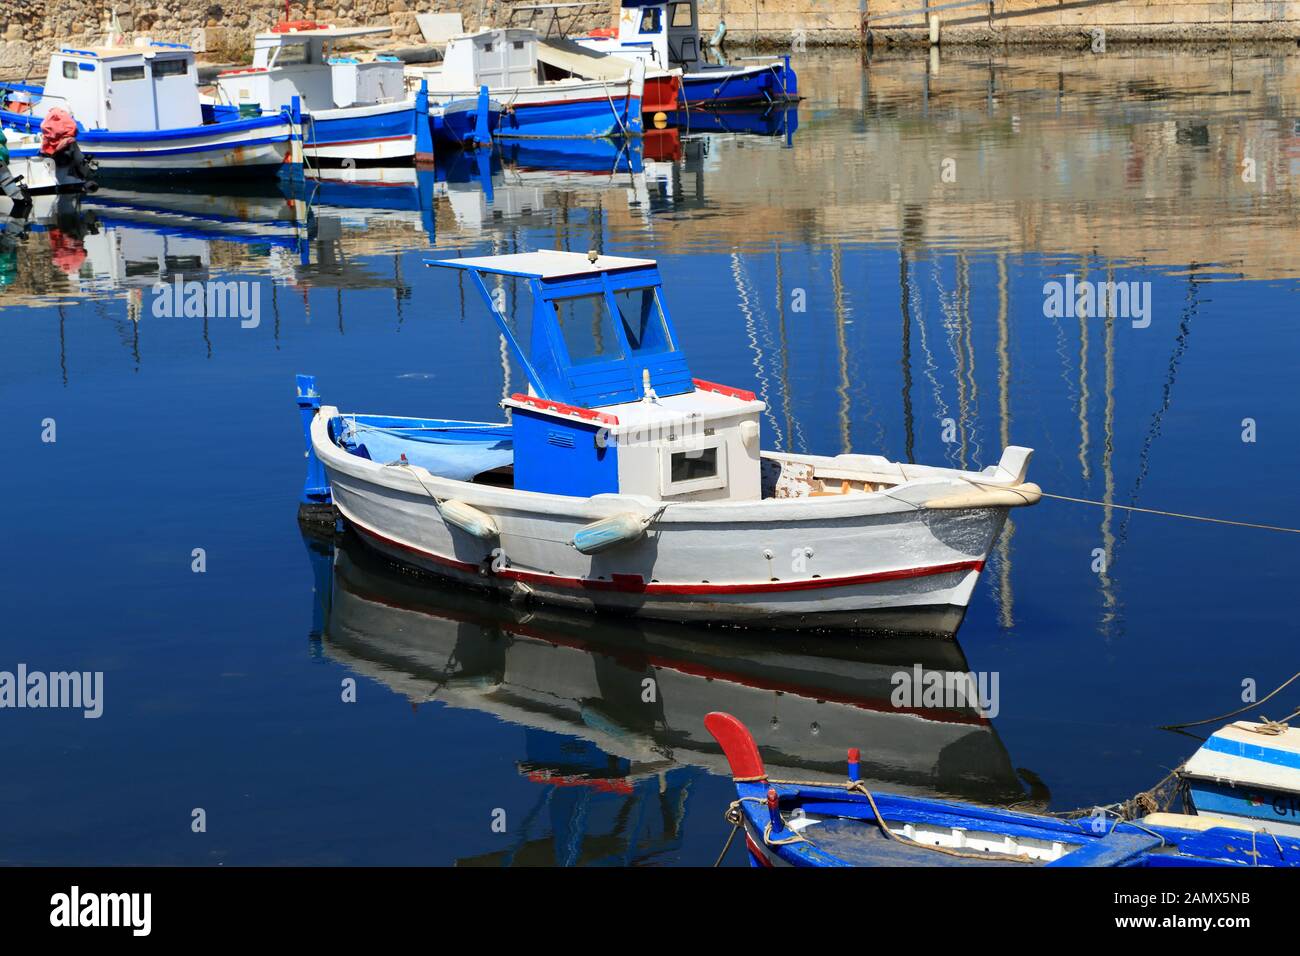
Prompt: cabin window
<box><xmin>671</xmin><ymin>447</ymin><xmax>717</xmax><ymax>482</ymax></box>
<box><xmin>661</xmin><ymin>439</ymin><xmax>727</xmax><ymax>495</ymax></box>
<box><xmin>552</xmin><ymin>294</ymin><xmax>625</xmax><ymax>366</ymax></box>
<box><xmin>62</xmin><ymin>61</ymin><xmax>79</xmax><ymax>79</ymax></box>
<box><xmin>483</xmin><ymin>42</ymin><xmax>494</xmax><ymax>53</ymax></box>
<box><xmin>111</xmin><ymin>65</ymin><xmax>146</xmax><ymax>81</ymax></box>
<box><xmin>152</xmin><ymin>58</ymin><xmax>189</xmax><ymax>78</ymax></box>
<box><xmin>640</xmin><ymin>7</ymin><xmax>663</xmax><ymax>33</ymax></box>
<box><xmin>670</xmin><ymin>2</ymin><xmax>694</xmax><ymax>27</ymax></box>
<box><xmin>513</xmin><ymin>40</ymin><xmax>525</xmax><ymax>50</ymax></box>
<box><xmin>611</xmin><ymin>287</ymin><xmax>673</xmax><ymax>353</ymax></box>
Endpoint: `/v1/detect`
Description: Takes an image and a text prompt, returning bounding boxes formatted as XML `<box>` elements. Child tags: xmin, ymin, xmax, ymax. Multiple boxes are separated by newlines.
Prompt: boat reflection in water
<box><xmin>304</xmin><ymin>530</ymin><xmax>1037</xmax><ymax>865</ymax></box>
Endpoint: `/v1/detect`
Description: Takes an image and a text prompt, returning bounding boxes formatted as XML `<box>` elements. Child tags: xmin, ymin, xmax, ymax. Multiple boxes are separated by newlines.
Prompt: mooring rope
<box><xmin>1160</xmin><ymin>671</ymin><xmax>1300</xmax><ymax>731</ymax></box>
<box><xmin>953</xmin><ymin>474</ymin><xmax>1300</xmax><ymax>534</ymax></box>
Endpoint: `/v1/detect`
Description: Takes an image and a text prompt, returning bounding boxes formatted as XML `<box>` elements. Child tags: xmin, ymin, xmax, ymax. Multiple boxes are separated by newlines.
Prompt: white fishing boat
<box><xmin>406</xmin><ymin>28</ymin><xmax>645</xmax><ymax>141</ymax></box>
<box><xmin>214</xmin><ymin>24</ymin><xmax>419</xmax><ymax>164</ymax></box>
<box><xmin>297</xmin><ymin>250</ymin><xmax>1041</xmax><ymax>636</ymax></box>
<box><xmin>1</xmin><ymin>43</ymin><xmax>299</xmax><ymax>179</ymax></box>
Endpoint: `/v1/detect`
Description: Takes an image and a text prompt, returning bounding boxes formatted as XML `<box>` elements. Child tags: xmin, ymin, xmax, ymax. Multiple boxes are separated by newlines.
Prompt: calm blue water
<box><xmin>3</xmin><ymin>47</ymin><xmax>1299</xmax><ymax>865</ymax></box>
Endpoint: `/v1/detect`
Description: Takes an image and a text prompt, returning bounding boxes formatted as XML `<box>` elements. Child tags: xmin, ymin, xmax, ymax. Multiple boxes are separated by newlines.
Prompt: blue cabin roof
<box><xmin>429</xmin><ymin>250</ymin><xmax>693</xmax><ymax>408</ymax></box>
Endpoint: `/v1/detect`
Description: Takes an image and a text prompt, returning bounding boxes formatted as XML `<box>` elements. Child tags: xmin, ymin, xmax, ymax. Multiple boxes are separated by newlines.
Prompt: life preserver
<box><xmin>272</xmin><ymin>20</ymin><xmax>330</xmax><ymax>33</ymax></box>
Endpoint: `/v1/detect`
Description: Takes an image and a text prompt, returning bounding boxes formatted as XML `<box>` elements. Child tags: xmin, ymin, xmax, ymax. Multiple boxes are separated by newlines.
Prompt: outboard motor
<box><xmin>39</xmin><ymin>108</ymin><xmax>98</xmax><ymax>190</ymax></box>
<box><xmin>0</xmin><ymin>127</ymin><xmax>31</xmax><ymax>206</ymax></box>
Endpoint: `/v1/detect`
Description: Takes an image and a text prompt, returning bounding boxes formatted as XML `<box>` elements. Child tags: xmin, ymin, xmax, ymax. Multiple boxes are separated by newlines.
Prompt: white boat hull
<box><xmin>2</xmin><ymin>154</ymin><xmax>83</xmax><ymax>193</ymax></box>
<box><xmin>311</xmin><ymin>406</ymin><xmax>1016</xmax><ymax>635</ymax></box>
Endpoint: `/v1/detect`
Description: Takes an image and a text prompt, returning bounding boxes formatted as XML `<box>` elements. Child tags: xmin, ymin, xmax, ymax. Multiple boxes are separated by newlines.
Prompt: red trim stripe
<box><xmin>508</xmin><ymin>393</ymin><xmax>619</xmax><ymax>426</ymax></box>
<box><xmin>745</xmin><ymin>834</ymin><xmax>775</xmax><ymax>866</ymax></box>
<box><xmin>344</xmin><ymin>507</ymin><xmax>982</xmax><ymax>597</ymax></box>
<box><xmin>693</xmin><ymin>378</ymin><xmax>757</xmax><ymax>402</ymax></box>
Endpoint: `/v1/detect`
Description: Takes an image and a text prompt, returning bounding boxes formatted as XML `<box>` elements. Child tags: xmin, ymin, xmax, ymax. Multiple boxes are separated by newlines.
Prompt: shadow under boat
<box><xmin>304</xmin><ymin>528</ymin><xmax>1033</xmax><ymax>809</ymax></box>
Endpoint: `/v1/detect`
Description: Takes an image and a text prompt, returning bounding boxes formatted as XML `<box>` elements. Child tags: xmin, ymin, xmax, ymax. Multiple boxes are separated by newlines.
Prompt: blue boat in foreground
<box><xmin>706</xmin><ymin>712</ymin><xmax>1300</xmax><ymax>867</ymax></box>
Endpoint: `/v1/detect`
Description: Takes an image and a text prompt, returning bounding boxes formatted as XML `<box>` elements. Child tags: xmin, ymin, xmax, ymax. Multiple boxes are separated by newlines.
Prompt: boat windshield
<box><xmin>611</xmin><ymin>287</ymin><xmax>674</xmax><ymax>353</ymax></box>
<box><xmin>553</xmin><ymin>294</ymin><xmax>625</xmax><ymax>365</ymax></box>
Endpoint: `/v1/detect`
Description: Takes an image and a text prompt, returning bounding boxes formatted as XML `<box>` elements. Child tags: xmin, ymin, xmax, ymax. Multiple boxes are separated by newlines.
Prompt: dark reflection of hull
<box><xmin>312</xmin><ymin>530</ymin><xmax>1028</xmax><ymax>807</ymax></box>
<box><xmin>666</xmin><ymin>106</ymin><xmax>799</xmax><ymax>141</ymax></box>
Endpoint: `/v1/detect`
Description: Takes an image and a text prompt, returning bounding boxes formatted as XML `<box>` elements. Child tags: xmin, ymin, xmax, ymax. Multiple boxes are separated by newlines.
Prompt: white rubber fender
<box><xmin>572</xmin><ymin>512</ymin><xmax>649</xmax><ymax>555</ymax></box>
<box><xmin>438</xmin><ymin>499</ymin><xmax>499</xmax><ymax>539</ymax></box>
<box><xmin>924</xmin><ymin>482</ymin><xmax>1043</xmax><ymax>510</ymax></box>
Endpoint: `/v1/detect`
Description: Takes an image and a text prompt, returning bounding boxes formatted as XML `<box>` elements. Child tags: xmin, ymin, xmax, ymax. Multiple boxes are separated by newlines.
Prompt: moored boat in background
<box><xmin>407</xmin><ymin>28</ymin><xmax>644</xmax><ymax>141</ymax></box>
<box><xmin>575</xmin><ymin>0</ymin><xmax>797</xmax><ymax>108</ymax></box>
<box><xmin>1</xmin><ymin>43</ymin><xmax>300</xmax><ymax>179</ymax></box>
<box><xmin>214</xmin><ymin>24</ymin><xmax>419</xmax><ymax>165</ymax></box>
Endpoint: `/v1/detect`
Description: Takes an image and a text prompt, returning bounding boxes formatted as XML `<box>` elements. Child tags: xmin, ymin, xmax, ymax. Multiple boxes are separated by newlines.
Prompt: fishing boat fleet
<box><xmin>0</xmin><ymin>0</ymin><xmax>796</xmax><ymax>195</ymax></box>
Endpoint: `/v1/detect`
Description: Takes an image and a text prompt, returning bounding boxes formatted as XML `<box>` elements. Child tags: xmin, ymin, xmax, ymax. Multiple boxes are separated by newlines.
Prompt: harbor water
<box><xmin>2</xmin><ymin>46</ymin><xmax>1298</xmax><ymax>865</ymax></box>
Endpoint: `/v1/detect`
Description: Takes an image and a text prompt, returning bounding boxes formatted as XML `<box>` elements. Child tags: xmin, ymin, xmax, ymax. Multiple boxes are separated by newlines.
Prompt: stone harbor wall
<box><xmin>3</xmin><ymin>0</ymin><xmax>1300</xmax><ymax>72</ymax></box>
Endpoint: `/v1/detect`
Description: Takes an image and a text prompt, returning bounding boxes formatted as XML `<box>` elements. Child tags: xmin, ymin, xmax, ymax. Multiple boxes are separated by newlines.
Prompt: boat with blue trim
<box><xmin>706</xmin><ymin>712</ymin><xmax>1300</xmax><ymax>867</ymax></box>
<box><xmin>297</xmin><ymin>249</ymin><xmax>1041</xmax><ymax>636</ymax></box>
<box><xmin>407</xmin><ymin>28</ymin><xmax>644</xmax><ymax>141</ymax></box>
<box><xmin>1</xmin><ymin>43</ymin><xmax>300</xmax><ymax>179</ymax></box>
<box><xmin>213</xmin><ymin>23</ymin><xmax>420</xmax><ymax>165</ymax></box>
<box><xmin>575</xmin><ymin>0</ymin><xmax>797</xmax><ymax>108</ymax></box>
<box><xmin>1181</xmin><ymin>720</ymin><xmax>1300</xmax><ymax>837</ymax></box>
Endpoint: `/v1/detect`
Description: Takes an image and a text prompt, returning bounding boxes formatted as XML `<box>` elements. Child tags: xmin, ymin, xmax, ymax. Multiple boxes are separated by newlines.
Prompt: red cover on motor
<box><xmin>40</xmin><ymin>108</ymin><xmax>77</xmax><ymax>156</ymax></box>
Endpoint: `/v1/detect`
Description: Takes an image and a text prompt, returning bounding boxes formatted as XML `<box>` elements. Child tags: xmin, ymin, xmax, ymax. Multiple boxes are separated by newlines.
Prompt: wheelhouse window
<box><xmin>670</xmin><ymin>2</ymin><xmax>694</xmax><ymax>27</ymax></box>
<box><xmin>152</xmin><ymin>58</ymin><xmax>189</xmax><ymax>78</ymax></box>
<box><xmin>110</xmin><ymin>65</ymin><xmax>146</xmax><ymax>81</ymax></box>
<box><xmin>640</xmin><ymin>7</ymin><xmax>663</xmax><ymax>33</ymax></box>
<box><xmin>553</xmin><ymin>295</ymin><xmax>625</xmax><ymax>365</ymax></box>
<box><xmin>62</xmin><ymin>61</ymin><xmax>79</xmax><ymax>79</ymax></box>
<box><xmin>671</xmin><ymin>447</ymin><xmax>717</xmax><ymax>483</ymax></box>
<box><xmin>611</xmin><ymin>287</ymin><xmax>674</xmax><ymax>353</ymax></box>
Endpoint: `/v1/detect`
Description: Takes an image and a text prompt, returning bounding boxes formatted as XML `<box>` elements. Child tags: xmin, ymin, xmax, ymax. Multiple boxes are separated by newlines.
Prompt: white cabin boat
<box><xmin>0</xmin><ymin>43</ymin><xmax>299</xmax><ymax>178</ymax></box>
<box><xmin>214</xmin><ymin>25</ymin><xmax>418</xmax><ymax>164</ymax></box>
<box><xmin>406</xmin><ymin>28</ymin><xmax>644</xmax><ymax>140</ymax></box>
<box><xmin>299</xmin><ymin>251</ymin><xmax>1040</xmax><ymax>636</ymax></box>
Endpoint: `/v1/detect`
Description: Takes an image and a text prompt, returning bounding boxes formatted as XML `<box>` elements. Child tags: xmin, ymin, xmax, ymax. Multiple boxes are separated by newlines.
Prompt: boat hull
<box><xmin>680</xmin><ymin>63</ymin><xmax>798</xmax><ymax>108</ymax></box>
<box><xmin>2</xmin><ymin>110</ymin><xmax>294</xmax><ymax>178</ymax></box>
<box><xmin>303</xmin><ymin>100</ymin><xmax>417</xmax><ymax>162</ymax></box>
<box><xmin>427</xmin><ymin>80</ymin><xmax>643</xmax><ymax>139</ymax></box>
<box><xmin>312</xmin><ymin>408</ymin><xmax>1009</xmax><ymax>636</ymax></box>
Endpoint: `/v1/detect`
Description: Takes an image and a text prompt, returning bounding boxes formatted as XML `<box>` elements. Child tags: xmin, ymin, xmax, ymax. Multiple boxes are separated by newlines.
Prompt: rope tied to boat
<box><xmin>954</xmin><ymin>474</ymin><xmax>1300</xmax><ymax>535</ymax></box>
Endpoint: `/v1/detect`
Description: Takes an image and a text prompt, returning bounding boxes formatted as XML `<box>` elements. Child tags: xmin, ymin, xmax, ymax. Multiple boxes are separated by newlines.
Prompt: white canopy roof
<box><xmin>432</xmin><ymin>250</ymin><xmax>657</xmax><ymax>279</ymax></box>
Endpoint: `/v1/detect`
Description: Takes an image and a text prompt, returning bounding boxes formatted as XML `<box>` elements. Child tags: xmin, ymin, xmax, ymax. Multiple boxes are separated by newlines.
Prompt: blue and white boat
<box><xmin>0</xmin><ymin>43</ymin><xmax>300</xmax><ymax>179</ymax></box>
<box><xmin>408</xmin><ymin>28</ymin><xmax>644</xmax><ymax>141</ymax></box>
<box><xmin>1181</xmin><ymin>720</ymin><xmax>1300</xmax><ymax>837</ymax></box>
<box><xmin>297</xmin><ymin>250</ymin><xmax>1042</xmax><ymax>636</ymax></box>
<box><xmin>214</xmin><ymin>24</ymin><xmax>419</xmax><ymax>165</ymax></box>
<box><xmin>575</xmin><ymin>0</ymin><xmax>796</xmax><ymax>108</ymax></box>
<box><xmin>707</xmin><ymin>712</ymin><xmax>1300</xmax><ymax>867</ymax></box>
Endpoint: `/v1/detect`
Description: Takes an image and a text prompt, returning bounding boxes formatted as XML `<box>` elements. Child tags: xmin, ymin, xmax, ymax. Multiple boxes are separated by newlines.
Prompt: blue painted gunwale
<box><xmin>734</xmin><ymin>779</ymin><xmax>1300</xmax><ymax>867</ymax></box>
<box><xmin>494</xmin><ymin>94</ymin><xmax>643</xmax><ymax>140</ymax></box>
<box><xmin>303</xmin><ymin>104</ymin><xmax>417</xmax><ymax>149</ymax></box>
